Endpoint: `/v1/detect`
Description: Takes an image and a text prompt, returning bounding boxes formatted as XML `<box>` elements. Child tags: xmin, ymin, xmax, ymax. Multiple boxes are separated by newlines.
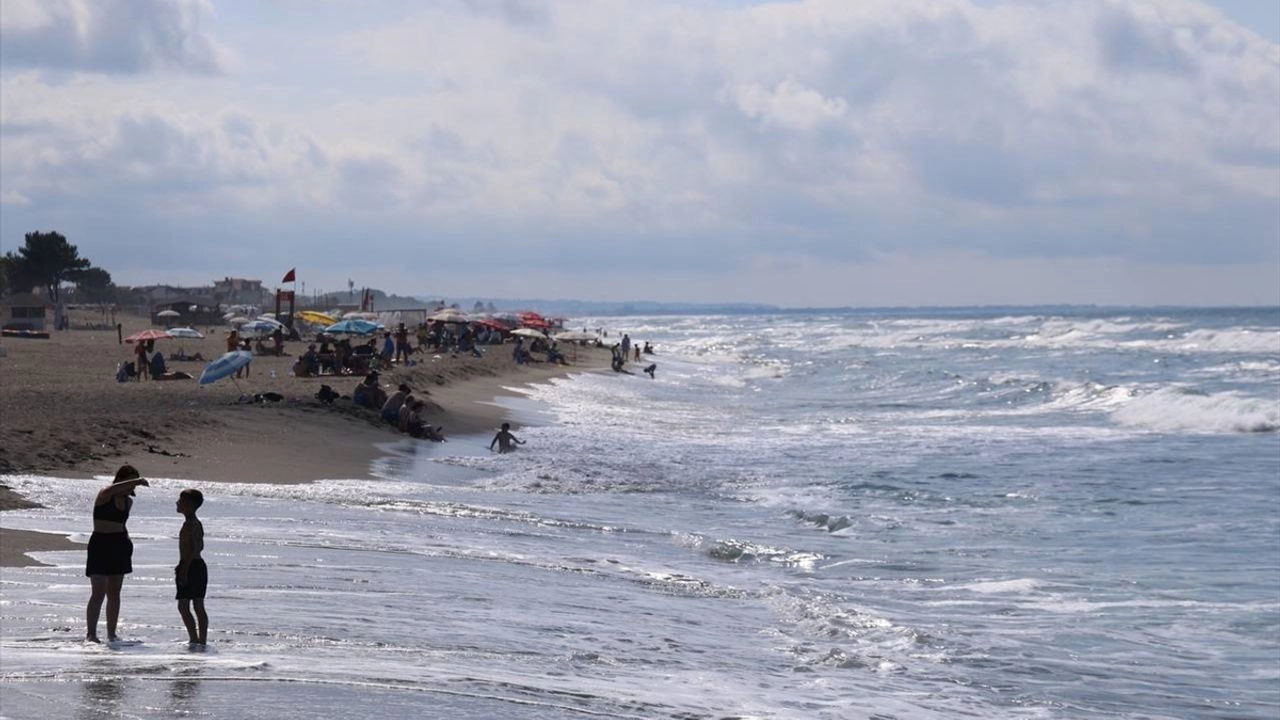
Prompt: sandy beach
<box><xmin>0</xmin><ymin>311</ymin><xmax>608</xmax><ymax>565</ymax></box>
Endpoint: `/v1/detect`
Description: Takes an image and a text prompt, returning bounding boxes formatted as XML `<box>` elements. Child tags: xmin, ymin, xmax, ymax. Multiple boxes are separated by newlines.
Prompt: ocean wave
<box><xmin>1111</xmin><ymin>387</ymin><xmax>1280</xmax><ymax>433</ymax></box>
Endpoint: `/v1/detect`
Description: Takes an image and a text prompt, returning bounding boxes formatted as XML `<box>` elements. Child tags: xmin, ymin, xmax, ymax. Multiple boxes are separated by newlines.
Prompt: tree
<box><xmin>70</xmin><ymin>266</ymin><xmax>115</xmax><ymax>303</ymax></box>
<box><xmin>3</xmin><ymin>231</ymin><xmax>92</xmax><ymax>302</ymax></box>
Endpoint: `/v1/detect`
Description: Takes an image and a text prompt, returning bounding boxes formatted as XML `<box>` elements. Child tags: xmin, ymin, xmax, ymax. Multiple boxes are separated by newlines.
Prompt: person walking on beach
<box><xmin>86</xmin><ymin>465</ymin><xmax>149</xmax><ymax>643</ymax></box>
<box><xmin>174</xmin><ymin>489</ymin><xmax>209</xmax><ymax>646</ymax></box>
<box><xmin>134</xmin><ymin>340</ymin><xmax>149</xmax><ymax>381</ymax></box>
<box><xmin>621</xmin><ymin>334</ymin><xmax>631</xmax><ymax>364</ymax></box>
<box><xmin>489</xmin><ymin>423</ymin><xmax>526</xmax><ymax>454</ymax></box>
<box><xmin>394</xmin><ymin>324</ymin><xmax>411</xmax><ymax>364</ymax></box>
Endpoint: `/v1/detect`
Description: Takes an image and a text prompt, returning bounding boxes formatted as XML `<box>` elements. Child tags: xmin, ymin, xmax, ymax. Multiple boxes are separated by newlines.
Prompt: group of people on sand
<box><xmin>608</xmin><ymin>333</ymin><xmax>657</xmax><ymax>378</ymax></box>
<box><xmin>117</xmin><ymin>340</ymin><xmax>194</xmax><ymax>382</ymax></box>
<box><xmin>86</xmin><ymin>465</ymin><xmax>209</xmax><ymax>646</ymax></box>
<box><xmin>366</xmin><ymin>376</ymin><xmax>446</xmax><ymax>441</ymax></box>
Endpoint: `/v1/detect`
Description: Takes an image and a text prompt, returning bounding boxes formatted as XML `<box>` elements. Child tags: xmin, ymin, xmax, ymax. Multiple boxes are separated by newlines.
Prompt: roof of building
<box><xmin>0</xmin><ymin>292</ymin><xmax>53</xmax><ymax>308</ymax></box>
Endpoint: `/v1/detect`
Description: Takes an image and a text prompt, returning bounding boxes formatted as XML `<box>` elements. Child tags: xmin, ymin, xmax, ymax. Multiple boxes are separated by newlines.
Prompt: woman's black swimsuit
<box><xmin>86</xmin><ymin>498</ymin><xmax>133</xmax><ymax>576</ymax></box>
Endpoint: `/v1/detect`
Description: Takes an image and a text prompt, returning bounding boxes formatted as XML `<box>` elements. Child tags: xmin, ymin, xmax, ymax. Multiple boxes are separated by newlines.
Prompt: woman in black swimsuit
<box><xmin>86</xmin><ymin>465</ymin><xmax>149</xmax><ymax>643</ymax></box>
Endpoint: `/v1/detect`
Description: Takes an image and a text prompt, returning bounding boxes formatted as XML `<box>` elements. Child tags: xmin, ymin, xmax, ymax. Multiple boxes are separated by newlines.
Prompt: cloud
<box><xmin>0</xmin><ymin>0</ymin><xmax>227</xmax><ymax>74</ymax></box>
<box><xmin>0</xmin><ymin>0</ymin><xmax>1276</xmax><ymax>304</ymax></box>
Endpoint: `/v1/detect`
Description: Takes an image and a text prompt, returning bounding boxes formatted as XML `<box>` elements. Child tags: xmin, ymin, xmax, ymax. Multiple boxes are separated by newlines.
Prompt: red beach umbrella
<box><xmin>125</xmin><ymin>329</ymin><xmax>171</xmax><ymax>343</ymax></box>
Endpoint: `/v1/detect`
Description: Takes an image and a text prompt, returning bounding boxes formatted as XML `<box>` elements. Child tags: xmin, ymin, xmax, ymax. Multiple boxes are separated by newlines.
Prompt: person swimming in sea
<box><xmin>488</xmin><ymin>423</ymin><xmax>526</xmax><ymax>454</ymax></box>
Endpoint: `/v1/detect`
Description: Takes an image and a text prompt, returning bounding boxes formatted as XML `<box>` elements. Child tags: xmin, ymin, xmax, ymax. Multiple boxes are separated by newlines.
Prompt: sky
<box><xmin>1</xmin><ymin>0</ymin><xmax>1277</xmax><ymax>307</ymax></box>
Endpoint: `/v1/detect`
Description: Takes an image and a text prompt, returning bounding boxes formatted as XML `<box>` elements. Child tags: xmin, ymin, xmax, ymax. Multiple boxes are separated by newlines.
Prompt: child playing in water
<box><xmin>175</xmin><ymin>489</ymin><xmax>209</xmax><ymax>645</ymax></box>
<box><xmin>488</xmin><ymin>423</ymin><xmax>526</xmax><ymax>454</ymax></box>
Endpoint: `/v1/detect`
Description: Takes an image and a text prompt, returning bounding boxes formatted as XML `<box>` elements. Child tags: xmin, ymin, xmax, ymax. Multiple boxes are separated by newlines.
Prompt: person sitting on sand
<box><xmin>296</xmin><ymin>344</ymin><xmax>319</xmax><ymax>377</ymax></box>
<box><xmin>489</xmin><ymin>423</ymin><xmax>526</xmax><ymax>454</ymax></box>
<box><xmin>406</xmin><ymin>400</ymin><xmax>445</xmax><ymax>441</ymax></box>
<box><xmin>150</xmin><ymin>350</ymin><xmax>167</xmax><ymax>378</ymax></box>
<box><xmin>397</xmin><ymin>394</ymin><xmax>415</xmax><ymax>432</ymax></box>
<box><xmin>86</xmin><ymin>465</ymin><xmax>150</xmax><ymax>643</ymax></box>
<box><xmin>381</xmin><ymin>384</ymin><xmax>411</xmax><ymax>423</ymax></box>
<box><xmin>352</xmin><ymin>372</ymin><xmax>385</xmax><ymax>410</ymax></box>
<box><xmin>546</xmin><ymin>343</ymin><xmax>567</xmax><ymax>365</ymax></box>
<box><xmin>174</xmin><ymin>488</ymin><xmax>209</xmax><ymax>646</ymax></box>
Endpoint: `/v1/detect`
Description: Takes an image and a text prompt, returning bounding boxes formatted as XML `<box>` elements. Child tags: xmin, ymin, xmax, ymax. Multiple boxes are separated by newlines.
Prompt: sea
<box><xmin>1</xmin><ymin>307</ymin><xmax>1278</xmax><ymax>719</ymax></box>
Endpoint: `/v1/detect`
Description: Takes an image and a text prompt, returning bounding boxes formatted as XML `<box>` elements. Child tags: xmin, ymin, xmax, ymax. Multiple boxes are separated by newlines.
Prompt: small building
<box><xmin>151</xmin><ymin>296</ymin><xmax>223</xmax><ymax>326</ymax></box>
<box><xmin>214</xmin><ymin>277</ymin><xmax>270</xmax><ymax>306</ymax></box>
<box><xmin>0</xmin><ymin>292</ymin><xmax>53</xmax><ymax>331</ymax></box>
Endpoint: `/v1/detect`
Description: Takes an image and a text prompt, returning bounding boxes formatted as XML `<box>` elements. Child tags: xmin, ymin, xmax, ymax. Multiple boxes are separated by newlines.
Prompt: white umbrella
<box><xmin>511</xmin><ymin>328</ymin><xmax>547</xmax><ymax>339</ymax></box>
<box><xmin>226</xmin><ymin>316</ymin><xmax>250</xmax><ymax>326</ymax></box>
<box><xmin>156</xmin><ymin>309</ymin><xmax>181</xmax><ymax>318</ymax></box>
<box><xmin>167</xmin><ymin>327</ymin><xmax>204</xmax><ymax>339</ymax></box>
<box><xmin>553</xmin><ymin>331</ymin><xmax>597</xmax><ymax>342</ymax></box>
<box><xmin>428</xmin><ymin>309</ymin><xmax>470</xmax><ymax>323</ymax></box>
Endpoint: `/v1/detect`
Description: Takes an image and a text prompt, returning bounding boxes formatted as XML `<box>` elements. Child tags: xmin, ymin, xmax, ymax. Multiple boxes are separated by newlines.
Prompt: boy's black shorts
<box><xmin>175</xmin><ymin>558</ymin><xmax>208</xmax><ymax>600</ymax></box>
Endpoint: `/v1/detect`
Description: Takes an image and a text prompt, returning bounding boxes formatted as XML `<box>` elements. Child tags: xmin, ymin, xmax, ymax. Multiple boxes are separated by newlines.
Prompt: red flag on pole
<box><xmin>282</xmin><ymin>268</ymin><xmax>296</xmax><ymax>283</ymax></box>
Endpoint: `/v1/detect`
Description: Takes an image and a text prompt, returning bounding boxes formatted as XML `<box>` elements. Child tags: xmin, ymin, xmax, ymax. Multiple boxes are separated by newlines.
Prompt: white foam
<box><xmin>1111</xmin><ymin>387</ymin><xmax>1280</xmax><ymax>433</ymax></box>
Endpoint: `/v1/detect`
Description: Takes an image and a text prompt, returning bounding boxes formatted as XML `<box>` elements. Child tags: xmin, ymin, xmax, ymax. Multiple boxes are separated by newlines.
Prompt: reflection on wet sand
<box><xmin>79</xmin><ymin>677</ymin><xmax>125</xmax><ymax>720</ymax></box>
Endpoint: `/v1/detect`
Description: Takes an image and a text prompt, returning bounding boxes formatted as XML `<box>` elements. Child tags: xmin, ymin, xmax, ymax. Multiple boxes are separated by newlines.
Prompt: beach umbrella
<box><xmin>325</xmin><ymin>318</ymin><xmax>379</xmax><ymax>335</ymax></box>
<box><xmin>240</xmin><ymin>319</ymin><xmax>282</xmax><ymax>335</ymax></box>
<box><xmin>299</xmin><ymin>310</ymin><xmax>337</xmax><ymax>326</ymax></box>
<box><xmin>428</xmin><ymin>309</ymin><xmax>470</xmax><ymax>323</ymax></box>
<box><xmin>473</xmin><ymin>316</ymin><xmax>510</xmax><ymax>330</ymax></box>
<box><xmin>226</xmin><ymin>316</ymin><xmax>250</xmax><ymax>326</ymax></box>
<box><xmin>125</xmin><ymin>329</ymin><xmax>171</xmax><ymax>343</ymax></box>
<box><xmin>511</xmin><ymin>328</ymin><xmax>547</xmax><ymax>339</ymax></box>
<box><xmin>167</xmin><ymin>327</ymin><xmax>204</xmax><ymax>339</ymax></box>
<box><xmin>553</xmin><ymin>331</ymin><xmax>597</xmax><ymax>342</ymax></box>
<box><xmin>156</xmin><ymin>309</ymin><xmax>181</xmax><ymax>318</ymax></box>
<box><xmin>198</xmin><ymin>351</ymin><xmax>253</xmax><ymax>386</ymax></box>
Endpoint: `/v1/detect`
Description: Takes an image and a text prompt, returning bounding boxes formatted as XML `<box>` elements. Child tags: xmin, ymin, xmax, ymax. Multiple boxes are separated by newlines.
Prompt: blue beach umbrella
<box><xmin>240</xmin><ymin>319</ymin><xmax>283</xmax><ymax>335</ymax></box>
<box><xmin>324</xmin><ymin>319</ymin><xmax>379</xmax><ymax>335</ymax></box>
<box><xmin>198</xmin><ymin>351</ymin><xmax>253</xmax><ymax>386</ymax></box>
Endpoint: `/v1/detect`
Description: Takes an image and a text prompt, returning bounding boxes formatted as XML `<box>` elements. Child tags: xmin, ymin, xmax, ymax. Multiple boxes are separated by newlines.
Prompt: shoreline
<box><xmin>0</xmin><ymin>314</ymin><xmax>611</xmax><ymax>565</ymax></box>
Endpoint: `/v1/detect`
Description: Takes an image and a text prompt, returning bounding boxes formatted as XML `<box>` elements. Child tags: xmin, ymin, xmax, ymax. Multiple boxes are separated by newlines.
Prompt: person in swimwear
<box><xmin>488</xmin><ymin>423</ymin><xmax>526</xmax><ymax>454</ymax></box>
<box><xmin>175</xmin><ymin>488</ymin><xmax>209</xmax><ymax>645</ymax></box>
<box><xmin>85</xmin><ymin>465</ymin><xmax>149</xmax><ymax>643</ymax></box>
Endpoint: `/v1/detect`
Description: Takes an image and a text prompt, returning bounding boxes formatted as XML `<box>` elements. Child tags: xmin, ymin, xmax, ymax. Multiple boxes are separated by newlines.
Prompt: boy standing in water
<box><xmin>175</xmin><ymin>489</ymin><xmax>209</xmax><ymax>645</ymax></box>
<box><xmin>489</xmin><ymin>422</ymin><xmax>526</xmax><ymax>454</ymax></box>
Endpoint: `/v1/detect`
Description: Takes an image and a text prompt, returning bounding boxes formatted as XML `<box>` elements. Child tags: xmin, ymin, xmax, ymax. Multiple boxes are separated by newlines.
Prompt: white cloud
<box><xmin>0</xmin><ymin>0</ymin><xmax>1275</xmax><ymax>303</ymax></box>
<box><xmin>0</xmin><ymin>0</ymin><xmax>229</xmax><ymax>74</ymax></box>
